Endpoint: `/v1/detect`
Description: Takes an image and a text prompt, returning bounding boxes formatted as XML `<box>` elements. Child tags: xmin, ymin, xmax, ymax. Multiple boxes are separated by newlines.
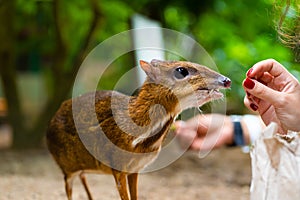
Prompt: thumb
<box><xmin>243</xmin><ymin>78</ymin><xmax>281</xmax><ymax>105</ymax></box>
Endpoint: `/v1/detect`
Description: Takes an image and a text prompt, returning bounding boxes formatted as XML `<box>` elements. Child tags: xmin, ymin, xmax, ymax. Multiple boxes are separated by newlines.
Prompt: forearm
<box><xmin>229</xmin><ymin>114</ymin><xmax>265</xmax><ymax>146</ymax></box>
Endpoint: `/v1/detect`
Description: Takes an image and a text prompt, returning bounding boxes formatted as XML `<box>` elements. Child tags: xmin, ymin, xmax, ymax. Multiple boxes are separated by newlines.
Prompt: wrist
<box><xmin>243</xmin><ymin>114</ymin><xmax>263</xmax><ymax>144</ymax></box>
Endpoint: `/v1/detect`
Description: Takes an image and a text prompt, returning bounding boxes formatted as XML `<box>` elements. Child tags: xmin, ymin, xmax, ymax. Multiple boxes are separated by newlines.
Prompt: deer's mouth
<box><xmin>207</xmin><ymin>88</ymin><xmax>223</xmax><ymax>99</ymax></box>
<box><xmin>197</xmin><ymin>87</ymin><xmax>223</xmax><ymax>98</ymax></box>
<box><xmin>208</xmin><ymin>89</ymin><xmax>223</xmax><ymax>99</ymax></box>
<box><xmin>196</xmin><ymin>76</ymin><xmax>231</xmax><ymax>96</ymax></box>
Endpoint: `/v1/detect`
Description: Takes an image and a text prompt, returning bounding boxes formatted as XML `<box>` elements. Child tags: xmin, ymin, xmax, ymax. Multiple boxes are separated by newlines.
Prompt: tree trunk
<box><xmin>0</xmin><ymin>0</ymin><xmax>102</xmax><ymax>149</ymax></box>
<box><xmin>0</xmin><ymin>0</ymin><xmax>30</xmax><ymax>148</ymax></box>
<box><xmin>21</xmin><ymin>0</ymin><xmax>103</xmax><ymax>148</ymax></box>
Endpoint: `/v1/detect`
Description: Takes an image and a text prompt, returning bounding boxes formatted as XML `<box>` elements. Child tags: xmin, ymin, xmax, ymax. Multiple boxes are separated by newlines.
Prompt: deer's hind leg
<box><xmin>112</xmin><ymin>169</ymin><xmax>130</xmax><ymax>200</ymax></box>
<box><xmin>79</xmin><ymin>172</ymin><xmax>93</xmax><ymax>200</ymax></box>
<box><xmin>64</xmin><ymin>174</ymin><xmax>75</xmax><ymax>200</ymax></box>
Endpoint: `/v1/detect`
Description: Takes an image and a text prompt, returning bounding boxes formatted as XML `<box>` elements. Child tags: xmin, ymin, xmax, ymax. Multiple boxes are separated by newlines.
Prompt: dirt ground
<box><xmin>0</xmin><ymin>145</ymin><xmax>251</xmax><ymax>200</ymax></box>
<box><xmin>0</xmin><ymin>123</ymin><xmax>251</xmax><ymax>200</ymax></box>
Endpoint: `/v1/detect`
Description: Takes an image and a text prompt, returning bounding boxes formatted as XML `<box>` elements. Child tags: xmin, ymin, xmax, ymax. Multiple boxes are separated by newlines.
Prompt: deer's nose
<box><xmin>219</xmin><ymin>77</ymin><xmax>231</xmax><ymax>88</ymax></box>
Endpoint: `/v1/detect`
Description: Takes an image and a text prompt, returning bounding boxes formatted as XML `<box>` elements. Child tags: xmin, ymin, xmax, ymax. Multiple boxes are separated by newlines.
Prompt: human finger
<box><xmin>245</xmin><ymin>89</ymin><xmax>260</xmax><ymax>105</ymax></box>
<box><xmin>191</xmin><ymin>128</ymin><xmax>226</xmax><ymax>151</ymax></box>
<box><xmin>174</xmin><ymin>122</ymin><xmax>197</xmax><ymax>149</ymax></box>
<box><xmin>247</xmin><ymin>59</ymin><xmax>290</xmax><ymax>80</ymax></box>
<box><xmin>243</xmin><ymin>78</ymin><xmax>282</xmax><ymax>107</ymax></box>
<box><xmin>244</xmin><ymin>95</ymin><xmax>258</xmax><ymax>111</ymax></box>
<box><xmin>182</xmin><ymin>114</ymin><xmax>210</xmax><ymax>136</ymax></box>
<box><xmin>256</xmin><ymin>72</ymin><xmax>274</xmax><ymax>84</ymax></box>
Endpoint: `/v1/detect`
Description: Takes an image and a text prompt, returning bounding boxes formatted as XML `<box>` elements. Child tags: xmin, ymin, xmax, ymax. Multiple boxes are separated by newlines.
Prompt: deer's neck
<box><xmin>129</xmin><ymin>82</ymin><xmax>179</xmax><ymax>150</ymax></box>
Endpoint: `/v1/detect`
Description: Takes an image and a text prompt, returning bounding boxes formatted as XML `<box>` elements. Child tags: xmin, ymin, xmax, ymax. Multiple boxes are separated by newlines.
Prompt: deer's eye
<box><xmin>174</xmin><ymin>67</ymin><xmax>189</xmax><ymax>79</ymax></box>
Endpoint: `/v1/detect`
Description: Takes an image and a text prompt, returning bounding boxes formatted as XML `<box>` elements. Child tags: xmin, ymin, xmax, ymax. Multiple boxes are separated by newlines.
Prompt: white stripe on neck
<box><xmin>131</xmin><ymin>114</ymin><xmax>171</xmax><ymax>147</ymax></box>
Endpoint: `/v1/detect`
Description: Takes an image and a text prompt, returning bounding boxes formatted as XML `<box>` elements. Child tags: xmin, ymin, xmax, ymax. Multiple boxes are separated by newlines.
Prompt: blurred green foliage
<box><xmin>1</xmin><ymin>0</ymin><xmax>299</xmax><ymax>148</ymax></box>
<box><xmin>12</xmin><ymin>0</ymin><xmax>300</xmax><ymax>114</ymax></box>
<box><xmin>159</xmin><ymin>0</ymin><xmax>300</xmax><ymax>113</ymax></box>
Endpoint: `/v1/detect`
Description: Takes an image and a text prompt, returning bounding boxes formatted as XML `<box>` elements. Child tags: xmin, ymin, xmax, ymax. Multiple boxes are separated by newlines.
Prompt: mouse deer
<box><xmin>47</xmin><ymin>59</ymin><xmax>231</xmax><ymax>200</ymax></box>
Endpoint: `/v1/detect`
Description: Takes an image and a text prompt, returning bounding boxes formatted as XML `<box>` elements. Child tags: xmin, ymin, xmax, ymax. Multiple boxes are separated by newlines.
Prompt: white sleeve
<box><xmin>242</xmin><ymin>114</ymin><xmax>263</xmax><ymax>144</ymax></box>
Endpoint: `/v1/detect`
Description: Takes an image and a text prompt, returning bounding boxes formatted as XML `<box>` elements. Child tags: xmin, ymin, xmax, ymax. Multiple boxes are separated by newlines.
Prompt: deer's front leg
<box><xmin>112</xmin><ymin>170</ymin><xmax>130</xmax><ymax>200</ymax></box>
<box><xmin>128</xmin><ymin>173</ymin><xmax>138</xmax><ymax>200</ymax></box>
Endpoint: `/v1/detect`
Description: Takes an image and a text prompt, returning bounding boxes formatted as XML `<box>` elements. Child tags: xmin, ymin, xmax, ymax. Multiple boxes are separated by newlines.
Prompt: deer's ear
<box><xmin>139</xmin><ymin>60</ymin><xmax>160</xmax><ymax>83</ymax></box>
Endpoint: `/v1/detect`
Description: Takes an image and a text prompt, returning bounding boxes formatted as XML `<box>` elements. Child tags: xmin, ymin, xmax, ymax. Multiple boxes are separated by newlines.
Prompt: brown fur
<box><xmin>46</xmin><ymin>59</ymin><xmax>231</xmax><ymax>200</ymax></box>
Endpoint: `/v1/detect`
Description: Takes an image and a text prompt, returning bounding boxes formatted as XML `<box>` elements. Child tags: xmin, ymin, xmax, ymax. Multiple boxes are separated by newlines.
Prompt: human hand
<box><xmin>174</xmin><ymin>114</ymin><xmax>234</xmax><ymax>151</ymax></box>
<box><xmin>243</xmin><ymin>59</ymin><xmax>300</xmax><ymax>133</ymax></box>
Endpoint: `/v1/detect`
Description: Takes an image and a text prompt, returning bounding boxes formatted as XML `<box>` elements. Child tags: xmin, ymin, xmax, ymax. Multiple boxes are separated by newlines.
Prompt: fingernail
<box><xmin>244</xmin><ymin>78</ymin><xmax>255</xmax><ymax>89</ymax></box>
<box><xmin>246</xmin><ymin>68</ymin><xmax>253</xmax><ymax>77</ymax></box>
<box><xmin>250</xmin><ymin>103</ymin><xmax>258</xmax><ymax>111</ymax></box>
